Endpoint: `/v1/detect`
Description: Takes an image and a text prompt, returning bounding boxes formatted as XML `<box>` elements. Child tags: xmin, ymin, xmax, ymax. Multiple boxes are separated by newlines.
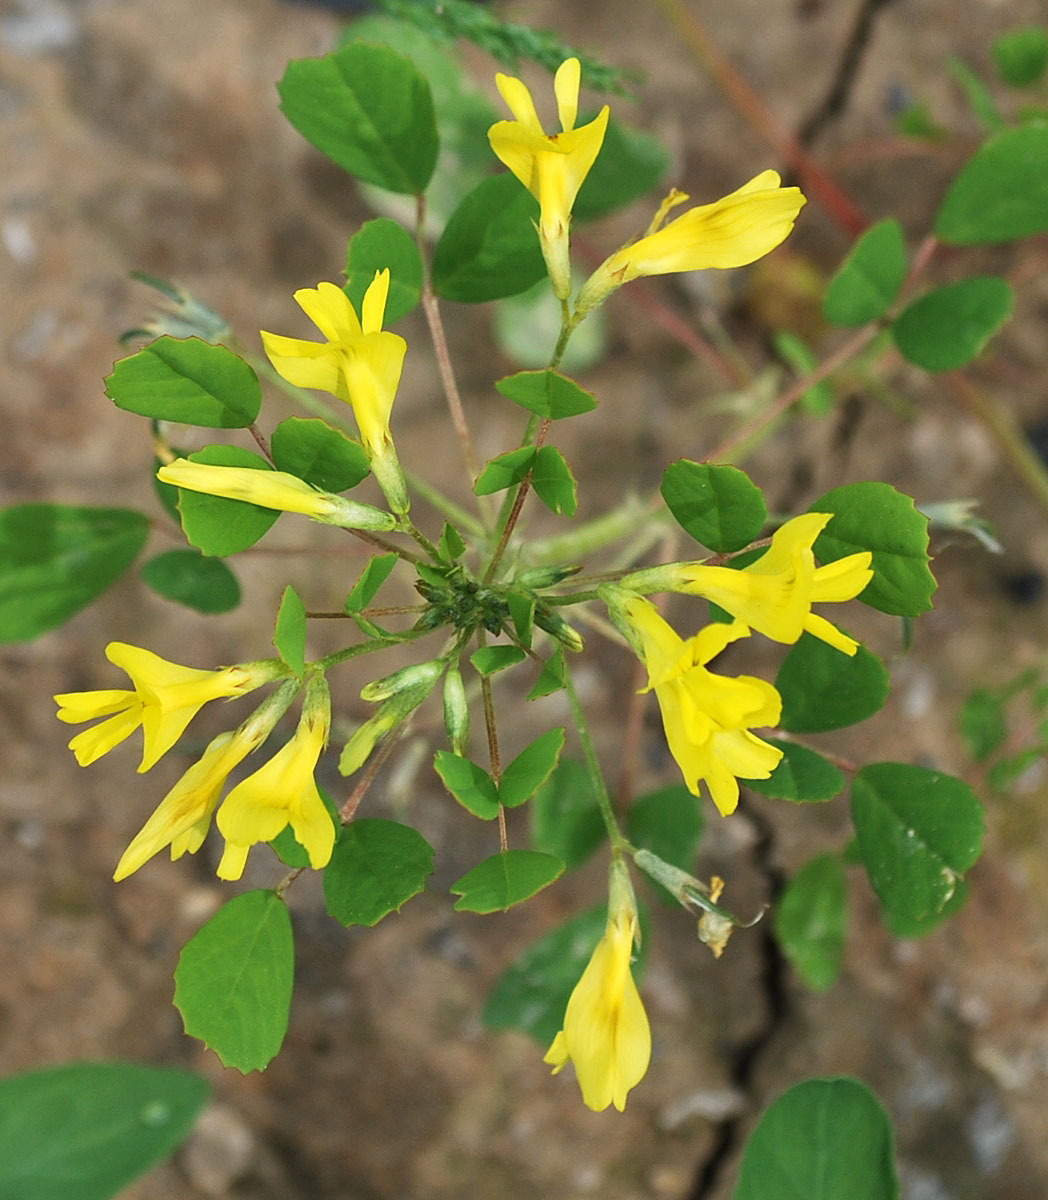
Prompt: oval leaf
<box><xmin>744</xmin><ymin>738</ymin><xmax>845</xmax><ymax>802</ymax></box>
<box><xmin>495</xmin><ymin>369</ymin><xmax>597</xmax><ymax>419</ymax></box>
<box><xmin>499</xmin><ymin>728</ymin><xmax>566</xmax><ymax>808</ymax></box>
<box><xmin>271</xmin><ymin>417</ymin><xmax>369</xmax><ymax>493</ymax></box>
<box><xmin>273</xmin><ymin>584</ymin><xmax>307</xmax><ymax>677</ymax></box>
<box><xmin>433</xmin><ymin>751</ymin><xmax>499</xmax><ymax>819</ymax></box>
<box><xmin>532</xmin><ymin>446</ymin><xmax>578</xmax><ymax>517</ymax></box>
<box><xmin>0</xmin><ymin>1063</ymin><xmax>209</xmax><ymax>1200</ymax></box>
<box><xmin>278</xmin><ymin>43</ymin><xmax>438</xmax><ymax>194</ymax></box>
<box><xmin>777</xmin><ymin>634</ymin><xmax>890</xmax><ymax>733</ymax></box>
<box><xmin>823</xmin><ymin>218</ymin><xmax>907</xmax><ymax>328</ymax></box>
<box><xmin>733</xmin><ymin>1077</ymin><xmax>898</xmax><ymax>1200</ymax></box>
<box><xmin>345</xmin><ymin>218</ymin><xmax>424</xmax><ymax>322</ymax></box>
<box><xmin>174</xmin><ymin>446</ymin><xmax>280</xmax><ymax>557</ymax></box>
<box><xmin>935</xmin><ymin>125</ymin><xmax>1048</xmax><ymax>245</ymax></box>
<box><xmin>140</xmin><ymin>549</ymin><xmax>241</xmax><ymax>614</ymax></box>
<box><xmin>433</xmin><ymin>173</ymin><xmax>547</xmax><ymax>302</ymax></box>
<box><xmin>451</xmin><ymin>849</ymin><xmax>565</xmax><ymax>913</ymax></box>
<box><xmin>105</xmin><ymin>337</ymin><xmax>260</xmax><ymax>428</ymax></box>
<box><xmin>661</xmin><ymin>461</ymin><xmax>768</xmax><ymax>553</ymax></box>
<box><xmin>851</xmin><ymin>763</ymin><xmax>984</xmax><ymax>928</ymax></box>
<box><xmin>0</xmin><ymin>504</ymin><xmax>148</xmax><ymax>643</ymax></box>
<box><xmin>892</xmin><ymin>276</ymin><xmax>1013</xmax><ymax>372</ymax></box>
<box><xmin>811</xmin><ymin>482</ymin><xmax>936</xmax><ymax>617</ymax></box>
<box><xmin>174</xmin><ymin>890</ymin><xmax>294</xmax><ymax>1072</ymax></box>
<box><xmin>775</xmin><ymin>854</ymin><xmax>847</xmax><ymax>992</ymax></box>
<box><xmin>323</xmin><ymin>818</ymin><xmax>435</xmax><ymax>926</ymax></box>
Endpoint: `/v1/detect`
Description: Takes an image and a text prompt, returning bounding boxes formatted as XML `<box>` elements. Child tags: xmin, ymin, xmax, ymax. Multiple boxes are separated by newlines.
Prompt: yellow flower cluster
<box><xmin>56</xmin><ymin>648</ymin><xmax>335</xmax><ymax>881</ymax></box>
<box><xmin>609</xmin><ymin>514</ymin><xmax>874</xmax><ymax>816</ymax></box>
<box><xmin>487</xmin><ymin>58</ymin><xmax>806</xmax><ymax>311</ymax></box>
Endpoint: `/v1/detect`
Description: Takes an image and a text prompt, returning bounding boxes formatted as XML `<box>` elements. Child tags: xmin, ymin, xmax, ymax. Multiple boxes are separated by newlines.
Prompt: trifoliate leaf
<box><xmin>451</xmin><ymin>849</ymin><xmax>565</xmax><ymax>913</ymax></box>
<box><xmin>661</xmin><ymin>461</ymin><xmax>767</xmax><ymax>553</ymax></box>
<box><xmin>892</xmin><ymin>277</ymin><xmax>1013</xmax><ymax>372</ymax></box>
<box><xmin>323</xmin><ymin>819</ymin><xmax>434</xmax><ymax>926</ymax></box>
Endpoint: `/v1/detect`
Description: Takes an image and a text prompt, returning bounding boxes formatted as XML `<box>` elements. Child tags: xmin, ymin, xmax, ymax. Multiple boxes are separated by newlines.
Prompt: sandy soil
<box><xmin>3</xmin><ymin>0</ymin><xmax>1048</xmax><ymax>1197</ymax></box>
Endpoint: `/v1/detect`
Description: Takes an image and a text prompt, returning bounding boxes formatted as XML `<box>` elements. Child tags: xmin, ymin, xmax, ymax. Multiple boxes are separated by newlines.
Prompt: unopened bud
<box><xmin>534</xmin><ymin>607</ymin><xmax>584</xmax><ymax>652</ymax></box>
<box><xmin>442</xmin><ymin>668</ymin><xmax>470</xmax><ymax>756</ymax></box>
<box><xmin>360</xmin><ymin>660</ymin><xmax>445</xmax><ymax>703</ymax></box>
<box><xmin>515</xmin><ymin>564</ymin><xmax>582</xmax><ymax>590</ymax></box>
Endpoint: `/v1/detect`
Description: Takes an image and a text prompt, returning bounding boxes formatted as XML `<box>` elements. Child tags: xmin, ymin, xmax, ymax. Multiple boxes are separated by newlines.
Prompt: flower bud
<box><xmin>534</xmin><ymin>607</ymin><xmax>584</xmax><ymax>652</ymax></box>
<box><xmin>442</xmin><ymin>668</ymin><xmax>470</xmax><ymax>756</ymax></box>
<box><xmin>515</xmin><ymin>564</ymin><xmax>582</xmax><ymax>590</ymax></box>
<box><xmin>360</xmin><ymin>659</ymin><xmax>445</xmax><ymax>703</ymax></box>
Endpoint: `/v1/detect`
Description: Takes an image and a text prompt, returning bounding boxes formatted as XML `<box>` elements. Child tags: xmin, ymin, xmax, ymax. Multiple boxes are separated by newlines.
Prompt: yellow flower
<box><xmin>674</xmin><ymin>512</ymin><xmax>874</xmax><ymax>655</ymax></box>
<box><xmin>544</xmin><ymin>902</ymin><xmax>651</xmax><ymax>1112</ymax></box>
<box><xmin>156</xmin><ymin>459</ymin><xmax>396</xmax><ymax>531</ymax></box>
<box><xmin>488</xmin><ymin>57</ymin><xmax>609</xmax><ymax>299</ymax></box>
<box><xmin>626</xmin><ymin>597</ymin><xmax>782</xmax><ymax>816</ymax></box>
<box><xmin>260</xmin><ymin>271</ymin><xmax>406</xmax><ymax>462</ymax></box>
<box><xmin>112</xmin><ymin>680</ymin><xmax>300</xmax><ymax>881</ymax></box>
<box><xmin>55</xmin><ymin>643</ymin><xmax>282</xmax><ymax>773</ymax></box>
<box><xmin>215</xmin><ymin>675</ymin><xmax>335</xmax><ymax>881</ymax></box>
<box><xmin>575</xmin><ymin>170</ymin><xmax>806</xmax><ymax>313</ymax></box>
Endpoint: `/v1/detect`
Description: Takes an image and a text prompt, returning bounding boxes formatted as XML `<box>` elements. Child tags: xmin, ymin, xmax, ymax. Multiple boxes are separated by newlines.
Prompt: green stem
<box><xmin>398</xmin><ymin>515</ymin><xmax>442</xmax><ymax>561</ymax></box>
<box><xmin>313</xmin><ymin>636</ymin><xmax>415</xmax><ymax>672</ymax></box>
<box><xmin>564</xmin><ymin>660</ymin><xmax>628</xmax><ymax>851</ymax></box>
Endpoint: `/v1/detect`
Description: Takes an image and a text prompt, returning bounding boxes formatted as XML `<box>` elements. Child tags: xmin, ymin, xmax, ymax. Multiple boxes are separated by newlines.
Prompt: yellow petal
<box><xmin>494</xmin><ymin>72</ymin><xmax>543</xmax><ymax>133</ymax></box>
<box><xmin>360</xmin><ymin>269</ymin><xmax>391</xmax><ymax>336</ymax></box>
<box><xmin>803</xmin><ymin>612</ymin><xmax>861</xmax><ymax>655</ymax></box>
<box><xmin>294</xmin><ymin>281</ymin><xmax>360</xmax><ymax>340</ymax></box>
<box><xmin>68</xmin><ymin>704</ymin><xmax>143</xmax><ymax>766</ymax></box>
<box><xmin>260</xmin><ymin>333</ymin><xmax>343</xmax><ymax>396</ymax></box>
<box><xmin>553</xmin><ymin>56</ymin><xmax>581</xmax><ymax>131</ymax></box>
<box><xmin>810</xmin><ymin>551</ymin><xmax>874</xmax><ymax>603</ymax></box>
<box><xmin>55</xmin><ymin>689</ymin><xmax>136</xmax><ymax>723</ymax></box>
<box><xmin>216</xmin><ymin>841</ymin><xmax>250</xmax><ymax>882</ymax></box>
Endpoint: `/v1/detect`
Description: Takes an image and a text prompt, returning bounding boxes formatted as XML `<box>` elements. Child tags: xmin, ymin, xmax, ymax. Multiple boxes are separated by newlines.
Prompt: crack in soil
<box><xmin>685</xmin><ymin>797</ymin><xmax>788</xmax><ymax>1200</ymax></box>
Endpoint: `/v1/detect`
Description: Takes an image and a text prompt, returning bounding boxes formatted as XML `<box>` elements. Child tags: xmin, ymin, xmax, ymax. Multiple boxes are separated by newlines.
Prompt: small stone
<box><xmin>181</xmin><ymin>1104</ymin><xmax>255</xmax><ymax>1195</ymax></box>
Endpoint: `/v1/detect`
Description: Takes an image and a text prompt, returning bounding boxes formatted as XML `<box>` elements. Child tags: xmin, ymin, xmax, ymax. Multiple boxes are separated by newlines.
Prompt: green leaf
<box><xmin>344</xmin><ymin>553</ymin><xmax>399</xmax><ymax>612</ymax></box>
<box><xmin>499</xmin><ymin>728</ymin><xmax>566</xmax><ymax>808</ymax></box>
<box><xmin>439</xmin><ymin>521</ymin><xmax>466</xmax><ymax>562</ymax></box>
<box><xmin>474</xmin><ymin>447</ymin><xmax>536</xmax><ymax>496</ymax></box>
<box><xmin>775</xmin><ymin>854</ymin><xmax>847</xmax><ymax>992</ymax></box>
<box><xmin>323</xmin><ymin>818</ymin><xmax>434</xmax><ymax>926</ymax></box>
<box><xmin>531</xmin><ymin>757</ymin><xmax>604</xmax><ymax>869</ymax></box>
<box><xmin>278</xmin><ymin>43</ymin><xmax>438</xmax><ymax>194</ymax></box>
<box><xmin>892</xmin><ymin>277</ymin><xmax>1014</xmax><ymax>372</ymax></box>
<box><xmin>0</xmin><ymin>1063</ymin><xmax>209</xmax><ymax>1200</ymax></box>
<box><xmin>811</xmin><ymin>482</ymin><xmax>937</xmax><ymax>617</ymax></box>
<box><xmin>273</xmin><ymin>585</ymin><xmax>307</xmax><ymax>677</ymax></box>
<box><xmin>895</xmin><ymin>100</ymin><xmax>946</xmax><ymax>140</ymax></box>
<box><xmin>528</xmin><ymin>646</ymin><xmax>567</xmax><ymax>700</ymax></box>
<box><xmin>531</xmin><ymin>446</ymin><xmax>578</xmax><ymax>517</ymax></box>
<box><xmin>732</xmin><ymin>1077</ymin><xmax>898</xmax><ymax>1200</ymax></box>
<box><xmin>743</xmin><ymin>739</ymin><xmax>846</xmax><ymax>802</ymax></box>
<box><xmin>270</xmin><ymin>417</ymin><xmax>370</xmax><ymax>493</ymax></box>
<box><xmin>506</xmin><ymin>590</ymin><xmax>535</xmax><ymax>648</ymax></box>
<box><xmin>432</xmin><ymin>173</ymin><xmax>547</xmax><ymax>302</ymax></box>
<box><xmin>935</xmin><ymin>125</ymin><xmax>1048</xmax><ymax>244</ymax></box>
<box><xmin>773</xmin><ymin>331</ymin><xmax>835</xmax><ymax>415</ymax></box>
<box><xmin>433</xmin><ymin>751</ymin><xmax>499</xmax><ymax>819</ymax></box>
<box><xmin>0</xmin><ymin>505</ymin><xmax>148</xmax><ymax>642</ymax></box>
<box><xmin>344</xmin><ymin>218</ymin><xmax>424</xmax><ymax>322</ymax></box>
<box><xmin>822</xmin><ymin>218</ymin><xmax>908</xmax><ymax>328</ymax></box>
<box><xmin>140</xmin><ymin>548</ymin><xmax>240</xmax><ymax>614</ymax></box>
<box><xmin>777</xmin><ymin>635</ymin><xmax>890</xmax><ymax>733</ymax></box>
<box><xmin>495</xmin><ymin>369</ymin><xmax>597</xmax><ymax>419</ymax></box>
<box><xmin>993</xmin><ymin>27</ymin><xmax>1048</xmax><ymax>87</ymax></box>
<box><xmin>959</xmin><ymin>688</ymin><xmax>1008</xmax><ymax>761</ymax></box>
<box><xmin>470</xmin><ymin>645</ymin><xmax>526</xmax><ymax>676</ymax></box>
<box><xmin>661</xmin><ymin>460</ymin><xmax>767</xmax><ymax>552</ymax></box>
<box><xmin>851</xmin><ymin>763</ymin><xmax>985</xmax><ymax>927</ymax></box>
<box><xmin>573</xmin><ymin>114</ymin><xmax>669</xmax><ymax>221</ymax></box>
<box><xmin>947</xmin><ymin>56</ymin><xmax>1004</xmax><ymax>132</ymax></box>
<box><xmin>174</xmin><ymin>890</ymin><xmax>294</xmax><ymax>1072</ymax></box>
<box><xmin>483</xmin><ymin>905</ymin><xmax>609</xmax><ymax>1045</ymax></box>
<box><xmin>174</xmin><ymin>446</ymin><xmax>280</xmax><ymax>557</ymax></box>
<box><xmin>105</xmin><ymin>337</ymin><xmax>260</xmax><ymax>428</ymax></box>
<box><xmin>626</xmin><ymin>784</ymin><xmax>704</xmax><ymax>904</ymax></box>
<box><xmin>451</xmin><ymin>849</ymin><xmax>565</xmax><ymax>913</ymax></box>
<box><xmin>881</xmin><ymin>878</ymin><xmax>969</xmax><ymax>938</ymax></box>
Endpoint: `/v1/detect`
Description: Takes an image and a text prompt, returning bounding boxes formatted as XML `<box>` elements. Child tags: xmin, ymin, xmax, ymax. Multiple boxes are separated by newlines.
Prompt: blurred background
<box><xmin>3</xmin><ymin>0</ymin><xmax>1048</xmax><ymax>1196</ymax></box>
